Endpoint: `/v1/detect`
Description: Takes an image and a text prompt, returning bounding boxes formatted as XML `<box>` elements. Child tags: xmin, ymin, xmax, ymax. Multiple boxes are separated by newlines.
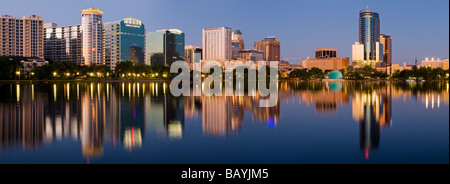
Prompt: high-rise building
<box><xmin>231</xmin><ymin>29</ymin><xmax>244</xmax><ymax>59</ymax></box>
<box><xmin>352</xmin><ymin>8</ymin><xmax>383</xmax><ymax>67</ymax></box>
<box><xmin>254</xmin><ymin>36</ymin><xmax>281</xmax><ymax>62</ymax></box>
<box><xmin>104</xmin><ymin>18</ymin><xmax>146</xmax><ymax>71</ymax></box>
<box><xmin>44</xmin><ymin>23</ymin><xmax>83</xmax><ymax>63</ymax></box>
<box><xmin>81</xmin><ymin>8</ymin><xmax>104</xmax><ymax>66</ymax></box>
<box><xmin>202</xmin><ymin>27</ymin><xmax>232</xmax><ymax>61</ymax></box>
<box><xmin>0</xmin><ymin>15</ymin><xmax>44</xmax><ymax>58</ymax></box>
<box><xmin>379</xmin><ymin>34</ymin><xmax>392</xmax><ymax>66</ymax></box>
<box><xmin>146</xmin><ymin>29</ymin><xmax>185</xmax><ymax>66</ymax></box>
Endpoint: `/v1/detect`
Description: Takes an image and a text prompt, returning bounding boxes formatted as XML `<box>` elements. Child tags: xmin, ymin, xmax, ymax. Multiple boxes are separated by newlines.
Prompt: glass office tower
<box><xmin>146</xmin><ymin>29</ymin><xmax>185</xmax><ymax>66</ymax></box>
<box><xmin>105</xmin><ymin>18</ymin><xmax>146</xmax><ymax>71</ymax></box>
<box><xmin>359</xmin><ymin>8</ymin><xmax>380</xmax><ymax>61</ymax></box>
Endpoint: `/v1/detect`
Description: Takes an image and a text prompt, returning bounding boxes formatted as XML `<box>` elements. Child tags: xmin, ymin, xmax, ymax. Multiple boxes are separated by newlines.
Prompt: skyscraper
<box><xmin>352</xmin><ymin>8</ymin><xmax>383</xmax><ymax>67</ymax></box>
<box><xmin>104</xmin><ymin>18</ymin><xmax>146</xmax><ymax>70</ymax></box>
<box><xmin>44</xmin><ymin>23</ymin><xmax>83</xmax><ymax>64</ymax></box>
<box><xmin>146</xmin><ymin>29</ymin><xmax>185</xmax><ymax>66</ymax></box>
<box><xmin>202</xmin><ymin>27</ymin><xmax>232</xmax><ymax>61</ymax></box>
<box><xmin>231</xmin><ymin>29</ymin><xmax>244</xmax><ymax>59</ymax></box>
<box><xmin>380</xmin><ymin>34</ymin><xmax>392</xmax><ymax>66</ymax></box>
<box><xmin>0</xmin><ymin>15</ymin><xmax>44</xmax><ymax>58</ymax></box>
<box><xmin>254</xmin><ymin>36</ymin><xmax>281</xmax><ymax>62</ymax></box>
<box><xmin>81</xmin><ymin>8</ymin><xmax>104</xmax><ymax>66</ymax></box>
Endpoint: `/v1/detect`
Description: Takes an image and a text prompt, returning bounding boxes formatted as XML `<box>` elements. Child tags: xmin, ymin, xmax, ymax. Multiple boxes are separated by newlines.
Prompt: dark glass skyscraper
<box><xmin>104</xmin><ymin>18</ymin><xmax>146</xmax><ymax>70</ymax></box>
<box><xmin>146</xmin><ymin>29</ymin><xmax>185</xmax><ymax>66</ymax></box>
<box><xmin>359</xmin><ymin>8</ymin><xmax>380</xmax><ymax>61</ymax></box>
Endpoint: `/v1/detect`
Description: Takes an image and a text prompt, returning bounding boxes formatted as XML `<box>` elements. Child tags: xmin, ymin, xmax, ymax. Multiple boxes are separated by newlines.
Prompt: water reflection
<box><xmin>0</xmin><ymin>81</ymin><xmax>448</xmax><ymax>162</ymax></box>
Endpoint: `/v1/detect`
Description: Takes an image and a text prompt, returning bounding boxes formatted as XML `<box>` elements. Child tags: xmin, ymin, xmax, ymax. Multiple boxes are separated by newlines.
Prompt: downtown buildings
<box><xmin>44</xmin><ymin>23</ymin><xmax>82</xmax><ymax>64</ymax></box>
<box><xmin>352</xmin><ymin>8</ymin><xmax>384</xmax><ymax>67</ymax></box>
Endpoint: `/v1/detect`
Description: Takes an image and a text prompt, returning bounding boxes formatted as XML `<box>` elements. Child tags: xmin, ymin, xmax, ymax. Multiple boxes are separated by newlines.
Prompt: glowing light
<box><xmin>66</xmin><ymin>73</ymin><xmax>70</xmax><ymax>76</ymax></box>
<box><xmin>31</xmin><ymin>72</ymin><xmax>35</xmax><ymax>75</ymax></box>
<box><xmin>16</xmin><ymin>84</ymin><xmax>20</xmax><ymax>102</ymax></box>
<box><xmin>53</xmin><ymin>72</ymin><xmax>57</xmax><ymax>76</ymax></box>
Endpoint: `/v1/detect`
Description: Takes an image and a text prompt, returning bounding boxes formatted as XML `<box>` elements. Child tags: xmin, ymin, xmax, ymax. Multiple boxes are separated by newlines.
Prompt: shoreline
<box><xmin>1</xmin><ymin>78</ymin><xmax>447</xmax><ymax>83</ymax></box>
<box><xmin>0</xmin><ymin>79</ymin><xmax>170</xmax><ymax>83</ymax></box>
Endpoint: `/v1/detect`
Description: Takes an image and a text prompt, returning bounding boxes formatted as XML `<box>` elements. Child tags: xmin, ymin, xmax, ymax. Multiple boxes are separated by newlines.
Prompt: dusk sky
<box><xmin>1</xmin><ymin>0</ymin><xmax>448</xmax><ymax>64</ymax></box>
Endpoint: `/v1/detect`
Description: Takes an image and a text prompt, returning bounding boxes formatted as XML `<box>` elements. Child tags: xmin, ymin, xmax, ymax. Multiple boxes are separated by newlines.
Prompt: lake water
<box><xmin>0</xmin><ymin>81</ymin><xmax>448</xmax><ymax>164</ymax></box>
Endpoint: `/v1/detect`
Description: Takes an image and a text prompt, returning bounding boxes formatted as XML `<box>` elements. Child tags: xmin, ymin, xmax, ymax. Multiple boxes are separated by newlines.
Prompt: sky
<box><xmin>1</xmin><ymin>0</ymin><xmax>448</xmax><ymax>64</ymax></box>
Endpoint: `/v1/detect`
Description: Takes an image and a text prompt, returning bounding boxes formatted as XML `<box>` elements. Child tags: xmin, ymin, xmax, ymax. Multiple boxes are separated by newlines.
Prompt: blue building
<box><xmin>104</xmin><ymin>18</ymin><xmax>146</xmax><ymax>71</ymax></box>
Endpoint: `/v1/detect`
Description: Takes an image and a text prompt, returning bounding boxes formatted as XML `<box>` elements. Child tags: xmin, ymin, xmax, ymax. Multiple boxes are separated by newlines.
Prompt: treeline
<box><xmin>0</xmin><ymin>56</ymin><xmax>22</xmax><ymax>80</ymax></box>
<box><xmin>289</xmin><ymin>66</ymin><xmax>389</xmax><ymax>80</ymax></box>
<box><xmin>0</xmin><ymin>56</ymin><xmax>172</xmax><ymax>80</ymax></box>
<box><xmin>391</xmin><ymin>65</ymin><xmax>448</xmax><ymax>80</ymax></box>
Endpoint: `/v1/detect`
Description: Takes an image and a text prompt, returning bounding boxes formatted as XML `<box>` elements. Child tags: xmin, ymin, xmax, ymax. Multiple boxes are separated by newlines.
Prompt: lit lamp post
<box><xmin>16</xmin><ymin>71</ymin><xmax>21</xmax><ymax>80</ymax></box>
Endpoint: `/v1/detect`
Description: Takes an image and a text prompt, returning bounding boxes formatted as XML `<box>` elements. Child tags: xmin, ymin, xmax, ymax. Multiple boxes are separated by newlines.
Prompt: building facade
<box><xmin>315</xmin><ymin>48</ymin><xmax>337</xmax><ymax>59</ymax></box>
<box><xmin>185</xmin><ymin>45</ymin><xmax>202</xmax><ymax>63</ymax></box>
<box><xmin>420</xmin><ymin>58</ymin><xmax>449</xmax><ymax>70</ymax></box>
<box><xmin>379</xmin><ymin>34</ymin><xmax>392</xmax><ymax>66</ymax></box>
<box><xmin>302</xmin><ymin>48</ymin><xmax>348</xmax><ymax>71</ymax></box>
<box><xmin>0</xmin><ymin>15</ymin><xmax>44</xmax><ymax>58</ymax></box>
<box><xmin>302</xmin><ymin>57</ymin><xmax>349</xmax><ymax>71</ymax></box>
<box><xmin>81</xmin><ymin>8</ymin><xmax>104</xmax><ymax>66</ymax></box>
<box><xmin>202</xmin><ymin>27</ymin><xmax>232</xmax><ymax>61</ymax></box>
<box><xmin>238</xmin><ymin>49</ymin><xmax>264</xmax><ymax>62</ymax></box>
<box><xmin>44</xmin><ymin>23</ymin><xmax>83</xmax><ymax>63</ymax></box>
<box><xmin>254</xmin><ymin>36</ymin><xmax>281</xmax><ymax>62</ymax></box>
<box><xmin>146</xmin><ymin>29</ymin><xmax>185</xmax><ymax>66</ymax></box>
<box><xmin>104</xmin><ymin>18</ymin><xmax>146</xmax><ymax>71</ymax></box>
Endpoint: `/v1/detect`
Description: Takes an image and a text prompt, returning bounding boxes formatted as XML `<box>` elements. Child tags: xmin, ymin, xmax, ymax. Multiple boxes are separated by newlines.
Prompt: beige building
<box><xmin>81</xmin><ymin>8</ymin><xmax>104</xmax><ymax>65</ymax></box>
<box><xmin>0</xmin><ymin>15</ymin><xmax>44</xmax><ymax>58</ymax></box>
<box><xmin>302</xmin><ymin>57</ymin><xmax>349</xmax><ymax>71</ymax></box>
<box><xmin>302</xmin><ymin>48</ymin><xmax>349</xmax><ymax>71</ymax></box>
<box><xmin>238</xmin><ymin>49</ymin><xmax>264</xmax><ymax>62</ymax></box>
<box><xmin>202</xmin><ymin>27</ymin><xmax>232</xmax><ymax>61</ymax></box>
<box><xmin>254</xmin><ymin>36</ymin><xmax>280</xmax><ymax>62</ymax></box>
<box><xmin>420</xmin><ymin>58</ymin><xmax>449</xmax><ymax>70</ymax></box>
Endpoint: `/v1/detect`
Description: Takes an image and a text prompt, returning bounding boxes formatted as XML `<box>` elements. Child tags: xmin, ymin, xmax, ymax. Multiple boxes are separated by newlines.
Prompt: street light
<box><xmin>53</xmin><ymin>72</ymin><xmax>57</xmax><ymax>77</ymax></box>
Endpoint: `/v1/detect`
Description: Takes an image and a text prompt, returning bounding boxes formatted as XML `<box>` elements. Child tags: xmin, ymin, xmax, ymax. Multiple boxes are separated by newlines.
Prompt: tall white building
<box><xmin>352</xmin><ymin>41</ymin><xmax>383</xmax><ymax>67</ymax></box>
<box><xmin>81</xmin><ymin>8</ymin><xmax>104</xmax><ymax>66</ymax></box>
<box><xmin>202</xmin><ymin>27</ymin><xmax>232</xmax><ymax>61</ymax></box>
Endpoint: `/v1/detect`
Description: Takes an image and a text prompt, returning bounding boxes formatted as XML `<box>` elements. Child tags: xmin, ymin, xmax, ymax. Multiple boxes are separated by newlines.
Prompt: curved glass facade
<box><xmin>359</xmin><ymin>9</ymin><xmax>380</xmax><ymax>61</ymax></box>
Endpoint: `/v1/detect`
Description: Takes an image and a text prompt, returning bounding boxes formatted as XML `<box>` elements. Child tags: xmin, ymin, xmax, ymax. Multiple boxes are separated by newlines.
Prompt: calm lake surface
<box><xmin>0</xmin><ymin>81</ymin><xmax>448</xmax><ymax>164</ymax></box>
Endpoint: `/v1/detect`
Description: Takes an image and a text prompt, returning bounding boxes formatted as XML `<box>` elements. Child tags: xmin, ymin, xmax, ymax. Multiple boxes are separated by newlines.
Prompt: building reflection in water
<box><xmin>0</xmin><ymin>81</ymin><xmax>448</xmax><ymax>161</ymax></box>
<box><xmin>352</xmin><ymin>84</ymin><xmax>392</xmax><ymax>160</ymax></box>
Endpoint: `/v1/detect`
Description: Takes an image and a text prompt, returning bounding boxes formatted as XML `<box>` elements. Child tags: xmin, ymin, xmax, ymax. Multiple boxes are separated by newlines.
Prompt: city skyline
<box><xmin>1</xmin><ymin>0</ymin><xmax>448</xmax><ymax>65</ymax></box>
